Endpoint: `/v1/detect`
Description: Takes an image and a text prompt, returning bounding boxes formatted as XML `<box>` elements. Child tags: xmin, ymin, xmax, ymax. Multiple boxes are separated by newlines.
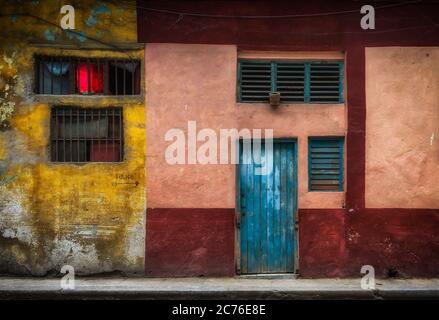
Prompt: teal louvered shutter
<box><xmin>309</xmin><ymin>138</ymin><xmax>344</xmax><ymax>191</ymax></box>
<box><xmin>276</xmin><ymin>62</ymin><xmax>305</xmax><ymax>103</ymax></box>
<box><xmin>309</xmin><ymin>62</ymin><xmax>343</xmax><ymax>103</ymax></box>
<box><xmin>238</xmin><ymin>60</ymin><xmax>344</xmax><ymax>104</ymax></box>
<box><xmin>238</xmin><ymin>61</ymin><xmax>271</xmax><ymax>102</ymax></box>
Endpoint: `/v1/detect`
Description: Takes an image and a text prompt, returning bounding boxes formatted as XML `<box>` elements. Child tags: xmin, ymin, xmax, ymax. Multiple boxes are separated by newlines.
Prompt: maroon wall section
<box><xmin>137</xmin><ymin>1</ymin><xmax>439</xmax><ymax>47</ymax></box>
<box><xmin>146</xmin><ymin>208</ymin><xmax>439</xmax><ymax>278</ymax></box>
<box><xmin>299</xmin><ymin>209</ymin><xmax>347</xmax><ymax>277</ymax></box>
<box><xmin>345</xmin><ymin>46</ymin><xmax>365</xmax><ymax>211</ymax></box>
<box><xmin>299</xmin><ymin>209</ymin><xmax>439</xmax><ymax>277</ymax></box>
<box><xmin>345</xmin><ymin>209</ymin><xmax>439</xmax><ymax>277</ymax></box>
<box><xmin>146</xmin><ymin>208</ymin><xmax>235</xmax><ymax>277</ymax></box>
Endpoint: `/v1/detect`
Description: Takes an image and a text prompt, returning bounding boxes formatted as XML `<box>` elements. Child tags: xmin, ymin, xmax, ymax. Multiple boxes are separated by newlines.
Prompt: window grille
<box><xmin>50</xmin><ymin>107</ymin><xmax>123</xmax><ymax>163</ymax></box>
<box><xmin>36</xmin><ymin>56</ymin><xmax>141</xmax><ymax>95</ymax></box>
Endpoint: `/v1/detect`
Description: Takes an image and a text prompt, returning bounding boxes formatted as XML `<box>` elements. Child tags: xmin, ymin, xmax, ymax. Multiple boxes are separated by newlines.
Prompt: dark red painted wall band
<box><xmin>146</xmin><ymin>208</ymin><xmax>439</xmax><ymax>277</ymax></box>
<box><xmin>345</xmin><ymin>46</ymin><xmax>366</xmax><ymax>210</ymax></box>
<box><xmin>145</xmin><ymin>208</ymin><xmax>235</xmax><ymax>277</ymax></box>
<box><xmin>299</xmin><ymin>209</ymin><xmax>439</xmax><ymax>278</ymax></box>
<box><xmin>137</xmin><ymin>1</ymin><xmax>439</xmax><ymax>47</ymax></box>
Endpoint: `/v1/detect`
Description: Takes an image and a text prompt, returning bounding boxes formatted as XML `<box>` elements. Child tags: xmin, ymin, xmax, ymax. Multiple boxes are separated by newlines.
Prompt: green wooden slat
<box><xmin>311</xmin><ymin>80</ymin><xmax>340</xmax><ymax>83</ymax></box>
<box><xmin>310</xmin><ymin>98</ymin><xmax>340</xmax><ymax>101</ymax></box>
<box><xmin>311</xmin><ymin>180</ymin><xmax>340</xmax><ymax>185</ymax></box>
<box><xmin>311</xmin><ymin>147</ymin><xmax>340</xmax><ymax>153</ymax></box>
<box><xmin>312</xmin><ymin>164</ymin><xmax>340</xmax><ymax>169</ymax></box>
<box><xmin>277</xmin><ymin>76</ymin><xmax>305</xmax><ymax>79</ymax></box>
<box><xmin>339</xmin><ymin>62</ymin><xmax>344</xmax><ymax>103</ymax></box>
<box><xmin>312</xmin><ymin>159</ymin><xmax>340</xmax><ymax>164</ymax></box>
<box><xmin>311</xmin><ymin>174</ymin><xmax>340</xmax><ymax>180</ymax></box>
<box><xmin>311</xmin><ymin>186</ymin><xmax>340</xmax><ymax>190</ymax></box>
<box><xmin>304</xmin><ymin>63</ymin><xmax>311</xmax><ymax>103</ymax></box>
<box><xmin>312</xmin><ymin>169</ymin><xmax>340</xmax><ymax>174</ymax></box>
<box><xmin>237</xmin><ymin>60</ymin><xmax>242</xmax><ymax>102</ymax></box>
<box><xmin>241</xmin><ymin>75</ymin><xmax>271</xmax><ymax>78</ymax></box>
<box><xmin>277</xmin><ymin>85</ymin><xmax>305</xmax><ymax>88</ymax></box>
<box><xmin>241</xmin><ymin>80</ymin><xmax>273</xmax><ymax>84</ymax></box>
<box><xmin>311</xmin><ymin>153</ymin><xmax>339</xmax><ymax>158</ymax></box>
<box><xmin>271</xmin><ymin>62</ymin><xmax>277</xmax><ymax>92</ymax></box>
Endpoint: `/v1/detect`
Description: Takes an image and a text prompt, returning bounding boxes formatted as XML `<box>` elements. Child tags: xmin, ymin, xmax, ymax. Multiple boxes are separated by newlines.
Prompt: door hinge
<box><xmin>236</xmin><ymin>213</ymin><xmax>241</xmax><ymax>228</ymax></box>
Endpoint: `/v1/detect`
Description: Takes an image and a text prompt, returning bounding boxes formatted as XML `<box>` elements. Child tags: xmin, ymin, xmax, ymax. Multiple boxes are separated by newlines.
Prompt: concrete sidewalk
<box><xmin>0</xmin><ymin>277</ymin><xmax>438</xmax><ymax>299</ymax></box>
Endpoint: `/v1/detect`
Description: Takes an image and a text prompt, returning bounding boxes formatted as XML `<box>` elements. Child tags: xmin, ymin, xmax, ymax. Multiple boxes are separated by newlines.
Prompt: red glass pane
<box><xmin>76</xmin><ymin>63</ymin><xmax>103</xmax><ymax>94</ymax></box>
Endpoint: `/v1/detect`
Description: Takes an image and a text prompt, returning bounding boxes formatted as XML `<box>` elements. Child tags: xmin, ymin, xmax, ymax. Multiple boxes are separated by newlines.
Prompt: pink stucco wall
<box><xmin>145</xmin><ymin>44</ymin><xmax>346</xmax><ymax>209</ymax></box>
<box><xmin>365</xmin><ymin>47</ymin><xmax>439</xmax><ymax>208</ymax></box>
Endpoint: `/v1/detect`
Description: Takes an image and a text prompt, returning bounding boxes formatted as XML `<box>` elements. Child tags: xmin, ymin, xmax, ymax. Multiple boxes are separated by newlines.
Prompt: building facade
<box><xmin>0</xmin><ymin>0</ymin><xmax>146</xmax><ymax>275</ymax></box>
<box><xmin>139</xmin><ymin>0</ymin><xmax>439</xmax><ymax>278</ymax></box>
<box><xmin>0</xmin><ymin>0</ymin><xmax>438</xmax><ymax>278</ymax></box>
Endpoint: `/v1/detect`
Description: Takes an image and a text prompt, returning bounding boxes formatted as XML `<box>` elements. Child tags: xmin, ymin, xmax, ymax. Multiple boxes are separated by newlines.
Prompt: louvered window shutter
<box><xmin>309</xmin><ymin>62</ymin><xmax>343</xmax><ymax>103</ymax></box>
<box><xmin>238</xmin><ymin>61</ymin><xmax>271</xmax><ymax>102</ymax></box>
<box><xmin>309</xmin><ymin>138</ymin><xmax>344</xmax><ymax>191</ymax></box>
<box><xmin>238</xmin><ymin>60</ymin><xmax>343</xmax><ymax>104</ymax></box>
<box><xmin>276</xmin><ymin>63</ymin><xmax>305</xmax><ymax>103</ymax></box>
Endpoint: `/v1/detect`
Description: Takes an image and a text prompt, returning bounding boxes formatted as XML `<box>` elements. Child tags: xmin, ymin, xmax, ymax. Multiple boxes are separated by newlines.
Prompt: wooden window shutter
<box><xmin>238</xmin><ymin>61</ymin><xmax>271</xmax><ymax>102</ymax></box>
<box><xmin>309</xmin><ymin>137</ymin><xmax>344</xmax><ymax>191</ymax></box>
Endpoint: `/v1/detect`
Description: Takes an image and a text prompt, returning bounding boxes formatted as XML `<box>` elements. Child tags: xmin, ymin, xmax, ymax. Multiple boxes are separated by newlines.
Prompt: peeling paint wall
<box><xmin>1</xmin><ymin>0</ymin><xmax>137</xmax><ymax>45</ymax></box>
<box><xmin>0</xmin><ymin>1</ymin><xmax>146</xmax><ymax>275</ymax></box>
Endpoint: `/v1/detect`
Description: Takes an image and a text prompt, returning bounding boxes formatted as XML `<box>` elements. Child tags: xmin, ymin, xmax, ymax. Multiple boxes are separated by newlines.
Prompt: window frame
<box><xmin>308</xmin><ymin>137</ymin><xmax>344</xmax><ymax>192</ymax></box>
<box><xmin>237</xmin><ymin>59</ymin><xmax>344</xmax><ymax>104</ymax></box>
<box><xmin>34</xmin><ymin>55</ymin><xmax>141</xmax><ymax>96</ymax></box>
<box><xmin>49</xmin><ymin>106</ymin><xmax>124</xmax><ymax>164</ymax></box>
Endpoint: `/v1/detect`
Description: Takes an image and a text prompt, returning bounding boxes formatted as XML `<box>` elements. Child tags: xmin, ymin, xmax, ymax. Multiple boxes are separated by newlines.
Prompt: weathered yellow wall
<box><xmin>0</xmin><ymin>1</ymin><xmax>146</xmax><ymax>275</ymax></box>
<box><xmin>365</xmin><ymin>47</ymin><xmax>439</xmax><ymax>208</ymax></box>
<box><xmin>1</xmin><ymin>0</ymin><xmax>137</xmax><ymax>45</ymax></box>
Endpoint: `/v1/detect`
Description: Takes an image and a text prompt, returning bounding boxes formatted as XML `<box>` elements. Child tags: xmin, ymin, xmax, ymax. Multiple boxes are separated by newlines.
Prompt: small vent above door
<box><xmin>238</xmin><ymin>61</ymin><xmax>271</xmax><ymax>102</ymax></box>
<box><xmin>309</xmin><ymin>138</ymin><xmax>344</xmax><ymax>191</ymax></box>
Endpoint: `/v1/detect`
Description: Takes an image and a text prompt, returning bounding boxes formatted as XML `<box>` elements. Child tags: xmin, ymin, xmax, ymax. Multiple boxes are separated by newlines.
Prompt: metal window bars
<box><xmin>36</xmin><ymin>56</ymin><xmax>140</xmax><ymax>95</ymax></box>
<box><xmin>50</xmin><ymin>107</ymin><xmax>123</xmax><ymax>163</ymax></box>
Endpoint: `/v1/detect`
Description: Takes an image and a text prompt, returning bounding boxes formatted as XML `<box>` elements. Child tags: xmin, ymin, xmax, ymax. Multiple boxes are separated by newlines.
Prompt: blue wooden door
<box><xmin>239</xmin><ymin>140</ymin><xmax>297</xmax><ymax>274</ymax></box>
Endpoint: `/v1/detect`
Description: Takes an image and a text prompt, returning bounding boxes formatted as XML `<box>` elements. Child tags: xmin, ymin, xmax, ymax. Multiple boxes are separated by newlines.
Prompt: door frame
<box><xmin>235</xmin><ymin>138</ymin><xmax>299</xmax><ymax>275</ymax></box>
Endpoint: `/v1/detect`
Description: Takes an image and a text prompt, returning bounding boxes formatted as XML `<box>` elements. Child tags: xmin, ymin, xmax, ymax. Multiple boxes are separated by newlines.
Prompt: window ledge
<box><xmin>236</xmin><ymin>102</ymin><xmax>345</xmax><ymax>108</ymax></box>
<box><xmin>33</xmin><ymin>94</ymin><xmax>145</xmax><ymax>105</ymax></box>
<box><xmin>308</xmin><ymin>191</ymin><xmax>345</xmax><ymax>193</ymax></box>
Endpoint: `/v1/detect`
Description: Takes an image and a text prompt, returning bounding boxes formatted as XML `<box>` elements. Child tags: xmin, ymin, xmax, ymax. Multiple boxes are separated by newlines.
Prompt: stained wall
<box><xmin>0</xmin><ymin>0</ymin><xmax>146</xmax><ymax>275</ymax></box>
<box><xmin>365</xmin><ymin>47</ymin><xmax>439</xmax><ymax>208</ymax></box>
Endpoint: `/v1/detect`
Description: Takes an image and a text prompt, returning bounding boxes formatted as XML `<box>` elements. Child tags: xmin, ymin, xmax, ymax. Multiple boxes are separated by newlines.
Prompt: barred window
<box><xmin>36</xmin><ymin>56</ymin><xmax>141</xmax><ymax>95</ymax></box>
<box><xmin>50</xmin><ymin>107</ymin><xmax>123</xmax><ymax>163</ymax></box>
